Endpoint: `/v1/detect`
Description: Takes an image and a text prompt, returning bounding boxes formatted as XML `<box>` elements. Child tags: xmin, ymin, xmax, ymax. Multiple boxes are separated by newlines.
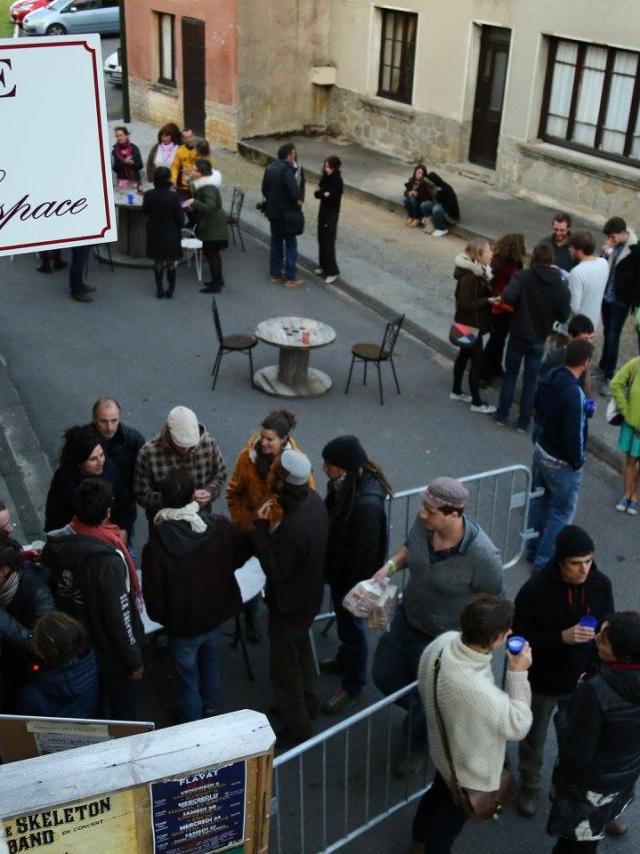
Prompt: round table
<box><xmin>254</xmin><ymin>317</ymin><xmax>336</xmax><ymax>397</ymax></box>
<box><xmin>96</xmin><ymin>185</ymin><xmax>152</xmax><ymax>268</ymax></box>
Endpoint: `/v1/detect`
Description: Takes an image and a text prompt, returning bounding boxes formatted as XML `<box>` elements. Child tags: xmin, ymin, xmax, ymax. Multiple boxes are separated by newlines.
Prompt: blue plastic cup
<box><xmin>579</xmin><ymin>615</ymin><xmax>598</xmax><ymax>630</ymax></box>
<box><xmin>127</xmin><ymin>192</ymin><xmax>134</xmax><ymax>205</ymax></box>
<box><xmin>507</xmin><ymin>635</ymin><xmax>526</xmax><ymax>654</ymax></box>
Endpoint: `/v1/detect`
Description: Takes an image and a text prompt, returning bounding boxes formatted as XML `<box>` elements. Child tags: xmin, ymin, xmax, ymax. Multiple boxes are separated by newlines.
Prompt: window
<box><xmin>377</xmin><ymin>9</ymin><xmax>417</xmax><ymax>104</ymax></box>
<box><xmin>157</xmin><ymin>12</ymin><xmax>175</xmax><ymax>87</ymax></box>
<box><xmin>540</xmin><ymin>37</ymin><xmax>640</xmax><ymax>165</ymax></box>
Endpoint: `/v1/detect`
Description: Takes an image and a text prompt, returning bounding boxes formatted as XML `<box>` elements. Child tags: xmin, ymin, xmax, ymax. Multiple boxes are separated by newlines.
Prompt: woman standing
<box><xmin>403</xmin><ymin>164</ymin><xmax>431</xmax><ymax>226</ymax></box>
<box><xmin>143</xmin><ymin>166</ymin><xmax>184</xmax><ymax>299</ymax></box>
<box><xmin>111</xmin><ymin>126</ymin><xmax>144</xmax><ymax>188</ymax></box>
<box><xmin>145</xmin><ymin>123</ymin><xmax>180</xmax><ymax>184</ymax></box>
<box><xmin>481</xmin><ymin>233</ymin><xmax>526</xmax><ymax>385</ymax></box>
<box><xmin>320</xmin><ymin>436</ymin><xmax>392</xmax><ymax>714</ymax></box>
<box><xmin>182</xmin><ymin>159</ymin><xmax>227</xmax><ymax>295</ymax></box>
<box><xmin>314</xmin><ymin>156</ymin><xmax>344</xmax><ymax>285</ymax></box>
<box><xmin>610</xmin><ymin>355</ymin><xmax>640</xmax><ymax>515</ymax></box>
<box><xmin>451</xmin><ymin>239</ymin><xmax>501</xmax><ymax>414</ymax></box>
<box><xmin>548</xmin><ymin>611</ymin><xmax>640</xmax><ymax>852</ymax></box>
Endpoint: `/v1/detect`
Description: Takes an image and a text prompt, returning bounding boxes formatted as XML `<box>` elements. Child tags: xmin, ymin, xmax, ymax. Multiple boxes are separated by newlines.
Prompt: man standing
<box><xmin>134</xmin><ymin>406</ymin><xmax>226</xmax><ymax>525</ymax></box>
<box><xmin>567</xmin><ymin>231</ymin><xmax>608</xmax><ymax>330</ymax></box>
<box><xmin>527</xmin><ymin>338</ymin><xmax>594</xmax><ymax>570</ymax></box>
<box><xmin>513</xmin><ymin>525</ymin><xmax>614</xmax><ymax>818</ymax></box>
<box><xmin>598</xmin><ymin>216</ymin><xmax>640</xmax><ymax>396</ymax></box>
<box><xmin>371</xmin><ymin>476</ymin><xmax>504</xmax><ymax>777</ymax></box>
<box><xmin>69</xmin><ymin>245</ymin><xmax>94</xmax><ymax>303</ymax></box>
<box><xmin>250</xmin><ymin>450</ymin><xmax>329</xmax><ymax>746</ymax></box>
<box><xmin>496</xmin><ymin>242</ymin><xmax>571</xmax><ymax>432</ymax></box>
<box><xmin>170</xmin><ymin>128</ymin><xmax>199</xmax><ymax>200</ymax></box>
<box><xmin>43</xmin><ymin>479</ymin><xmax>144</xmax><ymax>719</ymax></box>
<box><xmin>142</xmin><ymin>470</ymin><xmax>250</xmax><ymax>722</ymax></box>
<box><xmin>543</xmin><ymin>212</ymin><xmax>576</xmax><ymax>273</ymax></box>
<box><xmin>92</xmin><ymin>397</ymin><xmax>144</xmax><ymax>540</ymax></box>
<box><xmin>261</xmin><ymin>143</ymin><xmax>304</xmax><ymax>288</ymax></box>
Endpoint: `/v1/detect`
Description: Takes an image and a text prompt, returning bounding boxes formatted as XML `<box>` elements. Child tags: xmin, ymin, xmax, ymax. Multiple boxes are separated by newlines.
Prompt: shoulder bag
<box><xmin>432</xmin><ymin>651</ymin><xmax>517</xmax><ymax>821</ymax></box>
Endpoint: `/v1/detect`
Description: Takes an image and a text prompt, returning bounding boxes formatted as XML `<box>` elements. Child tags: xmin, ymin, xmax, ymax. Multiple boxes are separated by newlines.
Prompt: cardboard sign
<box><xmin>0</xmin><ymin>35</ymin><xmax>116</xmax><ymax>257</ymax></box>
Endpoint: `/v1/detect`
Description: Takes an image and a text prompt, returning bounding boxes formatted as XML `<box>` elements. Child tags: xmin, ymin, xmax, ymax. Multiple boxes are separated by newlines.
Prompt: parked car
<box><xmin>9</xmin><ymin>0</ymin><xmax>51</xmax><ymax>27</ymax></box>
<box><xmin>103</xmin><ymin>48</ymin><xmax>122</xmax><ymax>85</ymax></box>
<box><xmin>23</xmin><ymin>0</ymin><xmax>120</xmax><ymax>36</ymax></box>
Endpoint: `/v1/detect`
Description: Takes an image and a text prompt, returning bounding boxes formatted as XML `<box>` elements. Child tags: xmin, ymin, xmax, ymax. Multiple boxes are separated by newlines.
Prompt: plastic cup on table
<box><xmin>507</xmin><ymin>635</ymin><xmax>526</xmax><ymax>655</ymax></box>
<box><xmin>127</xmin><ymin>192</ymin><xmax>134</xmax><ymax>205</ymax></box>
<box><xmin>579</xmin><ymin>615</ymin><xmax>598</xmax><ymax>631</ymax></box>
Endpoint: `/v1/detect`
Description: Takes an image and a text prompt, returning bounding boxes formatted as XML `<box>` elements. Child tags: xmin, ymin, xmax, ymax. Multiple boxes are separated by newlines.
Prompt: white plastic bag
<box><xmin>342</xmin><ymin>579</ymin><xmax>398</xmax><ymax>630</ymax></box>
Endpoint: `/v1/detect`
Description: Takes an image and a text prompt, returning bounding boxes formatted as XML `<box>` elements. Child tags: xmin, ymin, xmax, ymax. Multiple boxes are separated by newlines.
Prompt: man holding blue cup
<box><xmin>512</xmin><ymin>525</ymin><xmax>614</xmax><ymax>819</ymax></box>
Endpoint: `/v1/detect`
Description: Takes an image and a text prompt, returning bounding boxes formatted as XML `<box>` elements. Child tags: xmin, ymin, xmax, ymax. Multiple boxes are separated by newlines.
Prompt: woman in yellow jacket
<box><xmin>611</xmin><ymin>355</ymin><xmax>640</xmax><ymax>515</ymax></box>
<box><xmin>226</xmin><ymin>410</ymin><xmax>315</xmax><ymax>640</ymax></box>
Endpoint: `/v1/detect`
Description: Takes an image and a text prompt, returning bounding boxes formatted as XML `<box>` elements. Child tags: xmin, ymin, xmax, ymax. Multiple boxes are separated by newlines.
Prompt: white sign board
<box><xmin>0</xmin><ymin>34</ymin><xmax>116</xmax><ymax>257</ymax></box>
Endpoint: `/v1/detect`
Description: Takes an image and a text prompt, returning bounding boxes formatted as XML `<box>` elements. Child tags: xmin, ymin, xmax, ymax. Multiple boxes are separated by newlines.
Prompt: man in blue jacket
<box><xmin>527</xmin><ymin>338</ymin><xmax>594</xmax><ymax>570</ymax></box>
<box><xmin>261</xmin><ymin>143</ymin><xmax>304</xmax><ymax>287</ymax></box>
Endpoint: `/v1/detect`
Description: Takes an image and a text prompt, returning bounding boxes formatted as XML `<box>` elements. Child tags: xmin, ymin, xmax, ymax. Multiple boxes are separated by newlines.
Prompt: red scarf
<box><xmin>114</xmin><ymin>140</ymin><xmax>136</xmax><ymax>182</ymax></box>
<box><xmin>69</xmin><ymin>518</ymin><xmax>142</xmax><ymax>610</ymax></box>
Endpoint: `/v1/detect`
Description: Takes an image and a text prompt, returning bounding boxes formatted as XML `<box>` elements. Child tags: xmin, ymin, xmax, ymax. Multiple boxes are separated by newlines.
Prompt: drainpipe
<box><xmin>118</xmin><ymin>0</ymin><xmax>130</xmax><ymax>123</ymax></box>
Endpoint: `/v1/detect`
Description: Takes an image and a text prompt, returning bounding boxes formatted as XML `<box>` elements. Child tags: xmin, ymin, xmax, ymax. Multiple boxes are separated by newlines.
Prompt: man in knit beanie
<box><xmin>513</xmin><ymin>525</ymin><xmax>614</xmax><ymax>820</ymax></box>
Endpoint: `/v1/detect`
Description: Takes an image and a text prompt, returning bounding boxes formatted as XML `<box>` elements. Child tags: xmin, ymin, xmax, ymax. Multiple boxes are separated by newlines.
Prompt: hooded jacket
<box><xmin>513</xmin><ymin>558</ymin><xmax>614</xmax><ymax>696</ymax></box>
<box><xmin>134</xmin><ymin>423</ymin><xmax>226</xmax><ymax>521</ymax></box>
<box><xmin>605</xmin><ymin>230</ymin><xmax>640</xmax><ymax>308</ymax></box>
<box><xmin>191</xmin><ymin>174</ymin><xmax>228</xmax><ymax>243</ymax></box>
<box><xmin>42</xmin><ymin>529</ymin><xmax>144</xmax><ymax>677</ymax></box>
<box><xmin>427</xmin><ymin>171</ymin><xmax>460</xmax><ymax>221</ymax></box>
<box><xmin>453</xmin><ymin>253</ymin><xmax>494</xmax><ymax>333</ymax></box>
<box><xmin>15</xmin><ymin>650</ymin><xmax>99</xmax><ymax>719</ymax></box>
<box><xmin>503</xmin><ymin>264</ymin><xmax>570</xmax><ymax>344</ymax></box>
<box><xmin>610</xmin><ymin>356</ymin><xmax>640</xmax><ymax>432</ymax></box>
<box><xmin>554</xmin><ymin>665</ymin><xmax>640</xmax><ymax>793</ymax></box>
<box><xmin>142</xmin><ymin>513</ymin><xmax>251</xmax><ymax>637</ymax></box>
<box><xmin>534</xmin><ymin>364</ymin><xmax>588</xmax><ymax>470</ymax></box>
<box><xmin>324</xmin><ymin>470</ymin><xmax>389</xmax><ymax>590</ymax></box>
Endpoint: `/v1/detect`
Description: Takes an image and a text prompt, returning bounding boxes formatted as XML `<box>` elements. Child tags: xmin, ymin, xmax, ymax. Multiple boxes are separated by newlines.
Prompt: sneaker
<box><xmin>495</xmin><ymin>418</ymin><xmax>506</xmax><ymax>427</ymax></box>
<box><xmin>600</xmin><ymin>381</ymin><xmax>611</xmax><ymax>396</ymax></box>
<box><xmin>616</xmin><ymin>496</ymin><xmax>630</xmax><ymax>512</ymax></box>
<box><xmin>449</xmin><ymin>392</ymin><xmax>472</xmax><ymax>402</ymax></box>
<box><xmin>325</xmin><ymin>275</ymin><xmax>338</xmax><ymax>284</ymax></box>
<box><xmin>406</xmin><ymin>219</ymin><xmax>418</xmax><ymax>228</ymax></box>
<box><xmin>285</xmin><ymin>278</ymin><xmax>303</xmax><ymax>288</ymax></box>
<box><xmin>627</xmin><ymin>499</ymin><xmax>639</xmax><ymax>516</ymax></box>
<box><xmin>432</xmin><ymin>229</ymin><xmax>449</xmax><ymax>237</ymax></box>
<box><xmin>70</xmin><ymin>292</ymin><xmax>93</xmax><ymax>303</ymax></box>
<box><xmin>269</xmin><ymin>275</ymin><xmax>283</xmax><ymax>283</ymax></box>
<box><xmin>516</xmin><ymin>426</ymin><xmax>527</xmax><ymax>435</ymax></box>
<box><xmin>321</xmin><ymin>689</ymin><xmax>361</xmax><ymax>715</ymax></box>
<box><xmin>517</xmin><ymin>789</ymin><xmax>538</xmax><ymax>817</ymax></box>
<box><xmin>314</xmin><ymin>267</ymin><xmax>324</xmax><ymax>275</ymax></box>
<box><xmin>470</xmin><ymin>403</ymin><xmax>497</xmax><ymax>414</ymax></box>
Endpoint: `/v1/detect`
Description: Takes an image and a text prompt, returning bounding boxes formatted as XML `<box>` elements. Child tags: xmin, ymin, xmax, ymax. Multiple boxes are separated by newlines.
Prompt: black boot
<box><xmin>37</xmin><ymin>261</ymin><xmax>53</xmax><ymax>274</ymax></box>
<box><xmin>154</xmin><ymin>267</ymin><xmax>164</xmax><ymax>299</ymax></box>
<box><xmin>166</xmin><ymin>267</ymin><xmax>176</xmax><ymax>298</ymax></box>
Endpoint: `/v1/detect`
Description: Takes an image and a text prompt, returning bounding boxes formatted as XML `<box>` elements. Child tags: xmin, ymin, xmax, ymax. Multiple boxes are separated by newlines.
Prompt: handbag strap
<box><xmin>432</xmin><ymin>650</ymin><xmax>464</xmax><ymax>797</ymax></box>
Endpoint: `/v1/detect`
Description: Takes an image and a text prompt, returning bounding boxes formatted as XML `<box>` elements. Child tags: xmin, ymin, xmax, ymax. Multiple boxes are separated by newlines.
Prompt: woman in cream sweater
<box><xmin>411</xmin><ymin>595</ymin><xmax>533</xmax><ymax>853</ymax></box>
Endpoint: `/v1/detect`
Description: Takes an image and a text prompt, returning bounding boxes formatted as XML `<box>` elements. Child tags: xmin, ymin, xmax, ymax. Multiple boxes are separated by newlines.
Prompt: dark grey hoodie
<box><xmin>503</xmin><ymin>263</ymin><xmax>570</xmax><ymax>344</ymax></box>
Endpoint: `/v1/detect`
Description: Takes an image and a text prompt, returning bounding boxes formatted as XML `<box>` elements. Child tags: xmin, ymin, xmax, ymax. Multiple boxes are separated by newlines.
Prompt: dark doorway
<box><xmin>182</xmin><ymin>17</ymin><xmax>206</xmax><ymax>136</ymax></box>
<box><xmin>468</xmin><ymin>26</ymin><xmax>511</xmax><ymax>169</ymax></box>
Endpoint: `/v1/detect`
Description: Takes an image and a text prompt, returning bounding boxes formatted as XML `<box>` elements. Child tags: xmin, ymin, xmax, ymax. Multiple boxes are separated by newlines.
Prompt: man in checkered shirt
<box><xmin>134</xmin><ymin>406</ymin><xmax>226</xmax><ymax>525</ymax></box>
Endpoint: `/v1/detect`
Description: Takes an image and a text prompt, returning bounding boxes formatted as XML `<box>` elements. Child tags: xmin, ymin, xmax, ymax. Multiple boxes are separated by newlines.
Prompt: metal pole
<box><xmin>118</xmin><ymin>0</ymin><xmax>130</xmax><ymax>123</ymax></box>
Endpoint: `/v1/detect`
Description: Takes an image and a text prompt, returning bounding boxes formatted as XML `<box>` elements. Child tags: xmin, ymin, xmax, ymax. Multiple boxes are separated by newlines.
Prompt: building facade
<box><xmin>126</xmin><ymin>0</ymin><xmax>640</xmax><ymax>220</ymax></box>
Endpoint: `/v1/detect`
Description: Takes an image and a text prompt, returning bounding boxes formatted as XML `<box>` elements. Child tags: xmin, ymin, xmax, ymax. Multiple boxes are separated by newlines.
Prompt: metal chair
<box><xmin>181</xmin><ymin>227</ymin><xmax>203</xmax><ymax>281</ymax></box>
<box><xmin>211</xmin><ymin>297</ymin><xmax>258</xmax><ymax>390</ymax></box>
<box><xmin>345</xmin><ymin>314</ymin><xmax>405</xmax><ymax>406</ymax></box>
<box><xmin>227</xmin><ymin>187</ymin><xmax>246</xmax><ymax>251</ymax></box>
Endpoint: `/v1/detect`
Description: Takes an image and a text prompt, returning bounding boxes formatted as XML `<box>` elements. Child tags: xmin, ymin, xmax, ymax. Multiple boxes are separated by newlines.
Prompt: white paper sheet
<box><xmin>234</xmin><ymin>557</ymin><xmax>266</xmax><ymax>603</ymax></box>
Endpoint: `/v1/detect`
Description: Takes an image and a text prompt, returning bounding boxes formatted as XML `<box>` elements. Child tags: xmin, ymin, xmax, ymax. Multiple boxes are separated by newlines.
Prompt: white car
<box><xmin>104</xmin><ymin>48</ymin><xmax>122</xmax><ymax>85</ymax></box>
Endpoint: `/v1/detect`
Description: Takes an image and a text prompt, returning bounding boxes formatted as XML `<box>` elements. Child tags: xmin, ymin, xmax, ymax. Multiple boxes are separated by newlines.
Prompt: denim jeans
<box><xmin>372</xmin><ymin>606</ymin><xmax>433</xmax><ymax>755</ymax></box>
<box><xmin>169</xmin><ymin>628</ymin><xmax>221</xmax><ymax>722</ymax></box>
<box><xmin>419</xmin><ymin>200</ymin><xmax>448</xmax><ymax>231</ymax></box>
<box><xmin>331</xmin><ymin>584</ymin><xmax>368</xmax><ymax>695</ymax></box>
<box><xmin>69</xmin><ymin>245</ymin><xmax>91</xmax><ymax>296</ymax></box>
<box><xmin>403</xmin><ymin>196</ymin><xmax>423</xmax><ymax>219</ymax></box>
<box><xmin>496</xmin><ymin>338</ymin><xmax>545</xmax><ymax>429</ymax></box>
<box><xmin>270</xmin><ymin>232</ymin><xmax>297</xmax><ymax>281</ymax></box>
<box><xmin>519</xmin><ymin>691</ymin><xmax>563</xmax><ymax>792</ymax></box>
<box><xmin>527</xmin><ymin>445</ymin><xmax>583</xmax><ymax>569</ymax></box>
<box><xmin>599</xmin><ymin>301</ymin><xmax>629</xmax><ymax>379</ymax></box>
<box><xmin>412</xmin><ymin>772</ymin><xmax>467</xmax><ymax>853</ymax></box>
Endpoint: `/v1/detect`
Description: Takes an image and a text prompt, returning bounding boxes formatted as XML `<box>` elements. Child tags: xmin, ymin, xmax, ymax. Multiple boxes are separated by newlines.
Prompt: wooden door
<box><xmin>468</xmin><ymin>26</ymin><xmax>511</xmax><ymax>169</ymax></box>
<box><xmin>182</xmin><ymin>17</ymin><xmax>206</xmax><ymax>136</ymax></box>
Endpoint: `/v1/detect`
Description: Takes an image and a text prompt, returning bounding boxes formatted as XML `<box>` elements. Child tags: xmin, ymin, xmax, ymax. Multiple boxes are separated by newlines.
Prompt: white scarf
<box><xmin>154</xmin><ymin>142</ymin><xmax>177</xmax><ymax>168</ymax></box>
<box><xmin>153</xmin><ymin>501</ymin><xmax>207</xmax><ymax>533</ymax></box>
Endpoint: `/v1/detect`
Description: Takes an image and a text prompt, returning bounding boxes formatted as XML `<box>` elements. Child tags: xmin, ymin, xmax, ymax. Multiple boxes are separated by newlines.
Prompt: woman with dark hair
<box><xmin>142</xmin><ymin>165</ymin><xmax>184</xmax><ymax>299</ymax></box>
<box><xmin>111</xmin><ymin>126</ymin><xmax>144</xmax><ymax>188</ymax></box>
<box><xmin>320</xmin><ymin>436</ymin><xmax>393</xmax><ymax>714</ymax></box>
<box><xmin>181</xmin><ymin>158</ymin><xmax>226</xmax><ymax>294</ymax></box>
<box><xmin>146</xmin><ymin>122</ymin><xmax>181</xmax><ymax>184</ymax></box>
<box><xmin>15</xmin><ymin>611</ymin><xmax>99</xmax><ymax>719</ymax></box>
<box><xmin>314</xmin><ymin>155</ymin><xmax>344</xmax><ymax>285</ymax></box>
<box><xmin>403</xmin><ymin>164</ymin><xmax>431</xmax><ymax>227</ymax></box>
<box><xmin>226</xmin><ymin>411</ymin><xmax>314</xmax><ymax>642</ymax></box>
<box><xmin>44</xmin><ymin>425</ymin><xmax>133</xmax><ymax>537</ymax></box>
<box><xmin>481</xmin><ymin>233</ymin><xmax>526</xmax><ymax>385</ymax></box>
<box><xmin>548</xmin><ymin>611</ymin><xmax>640</xmax><ymax>851</ymax></box>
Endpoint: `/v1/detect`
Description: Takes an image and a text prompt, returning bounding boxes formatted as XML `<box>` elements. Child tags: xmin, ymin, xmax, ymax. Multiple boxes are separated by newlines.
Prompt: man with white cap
<box><xmin>371</xmin><ymin>475</ymin><xmax>504</xmax><ymax>777</ymax></box>
<box><xmin>250</xmin><ymin>449</ymin><xmax>329</xmax><ymax>747</ymax></box>
<box><xmin>134</xmin><ymin>406</ymin><xmax>226</xmax><ymax>525</ymax></box>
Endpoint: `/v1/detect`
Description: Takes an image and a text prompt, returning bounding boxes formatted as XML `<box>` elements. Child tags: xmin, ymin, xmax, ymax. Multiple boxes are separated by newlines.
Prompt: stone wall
<box><xmin>326</xmin><ymin>86</ymin><xmax>470</xmax><ymax>166</ymax></box>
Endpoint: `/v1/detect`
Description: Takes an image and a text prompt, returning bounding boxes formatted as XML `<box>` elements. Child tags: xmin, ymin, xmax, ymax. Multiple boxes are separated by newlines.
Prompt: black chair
<box><xmin>211</xmin><ymin>297</ymin><xmax>258</xmax><ymax>390</ymax></box>
<box><xmin>345</xmin><ymin>314</ymin><xmax>405</xmax><ymax>406</ymax></box>
<box><xmin>227</xmin><ymin>187</ymin><xmax>246</xmax><ymax>252</ymax></box>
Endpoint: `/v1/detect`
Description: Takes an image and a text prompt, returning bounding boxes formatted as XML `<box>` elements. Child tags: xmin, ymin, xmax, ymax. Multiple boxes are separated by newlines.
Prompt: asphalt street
<box><xmin>0</xmin><ymin>225</ymin><xmax>638</xmax><ymax>852</ymax></box>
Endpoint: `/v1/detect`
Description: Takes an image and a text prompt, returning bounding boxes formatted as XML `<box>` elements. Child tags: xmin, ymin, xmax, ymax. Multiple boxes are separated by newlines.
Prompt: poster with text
<box><xmin>151</xmin><ymin>761</ymin><xmax>246</xmax><ymax>853</ymax></box>
<box><xmin>0</xmin><ymin>35</ymin><xmax>116</xmax><ymax>257</ymax></box>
